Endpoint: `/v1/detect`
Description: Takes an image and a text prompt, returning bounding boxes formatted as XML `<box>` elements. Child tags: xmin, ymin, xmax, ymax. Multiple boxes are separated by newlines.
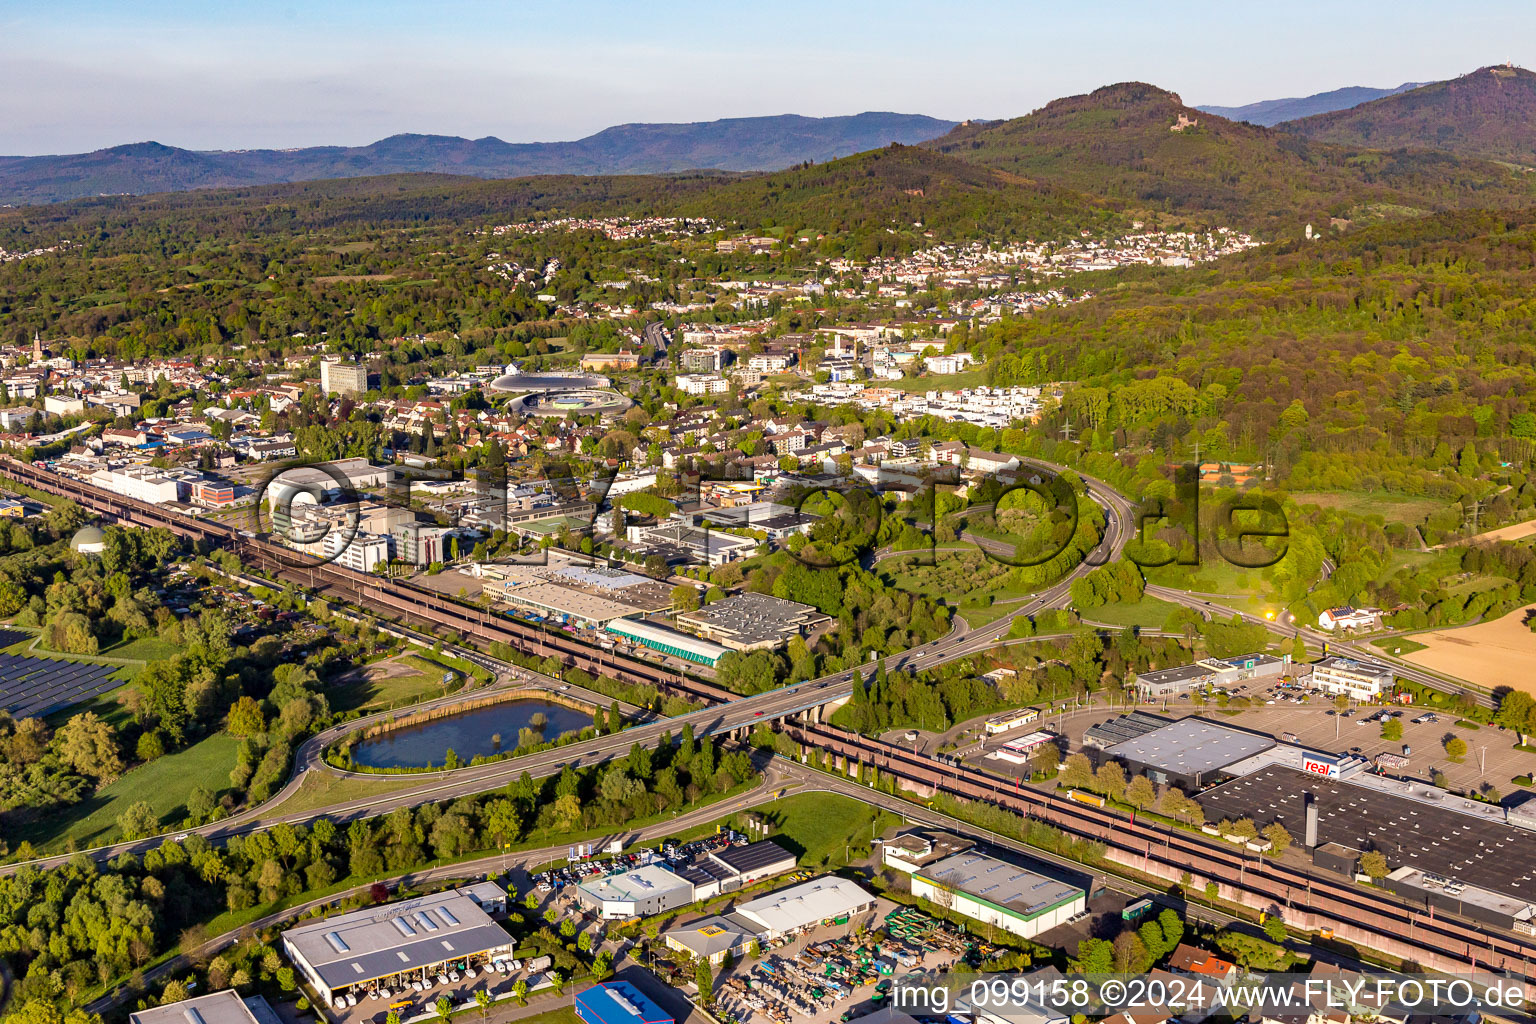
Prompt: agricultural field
<box><xmin>1403</xmin><ymin>604</ymin><xmax>1536</xmax><ymax>694</ymax></box>
<box><xmin>1288</xmin><ymin>490</ymin><xmax>1449</xmax><ymax>525</ymax></box>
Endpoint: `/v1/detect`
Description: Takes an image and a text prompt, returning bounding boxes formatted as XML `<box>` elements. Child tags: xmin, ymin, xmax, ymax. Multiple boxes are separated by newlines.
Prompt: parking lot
<box><xmin>965</xmin><ymin>686</ymin><xmax>1535</xmax><ymax>798</ymax></box>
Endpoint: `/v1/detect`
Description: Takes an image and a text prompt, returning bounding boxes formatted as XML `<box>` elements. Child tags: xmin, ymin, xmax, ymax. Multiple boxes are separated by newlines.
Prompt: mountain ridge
<box><xmin>922</xmin><ymin>80</ymin><xmax>1536</xmax><ymax>230</ymax></box>
<box><xmin>1199</xmin><ymin>81</ymin><xmax>1427</xmax><ymax>126</ymax></box>
<box><xmin>0</xmin><ymin>112</ymin><xmax>959</xmax><ymax>206</ymax></box>
<box><xmin>1279</xmin><ymin>65</ymin><xmax>1536</xmax><ymax>166</ymax></box>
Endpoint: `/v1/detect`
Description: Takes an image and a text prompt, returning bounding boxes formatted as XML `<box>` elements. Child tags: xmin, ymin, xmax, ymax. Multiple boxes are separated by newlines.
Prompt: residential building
<box><xmin>680</xmin><ymin>348</ymin><xmax>725</xmax><ymax>372</ymax></box>
<box><xmin>391</xmin><ymin>520</ymin><xmax>453</xmax><ymax>567</ymax></box>
<box><xmin>1318</xmin><ymin>606</ymin><xmax>1382</xmax><ymax>632</ymax></box>
<box><xmin>323</xmin><ymin>530</ymin><xmax>391</xmax><ymax>573</ymax></box>
<box><xmin>320</xmin><ymin>359</ymin><xmax>368</xmax><ymax>397</ymax></box>
<box><xmin>676</xmin><ymin>373</ymin><xmax>731</xmax><ymax>396</ymax></box>
<box><xmin>747</xmin><ymin>352</ymin><xmax>792</xmax><ymax>372</ymax></box>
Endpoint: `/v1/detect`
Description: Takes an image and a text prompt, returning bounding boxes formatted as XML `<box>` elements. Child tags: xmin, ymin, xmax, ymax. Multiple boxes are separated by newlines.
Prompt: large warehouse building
<box><xmin>879</xmin><ymin>830</ymin><xmax>1085</xmax><ymax>940</ymax></box>
<box><xmin>282</xmin><ymin>886</ymin><xmax>513</xmax><ymax>1006</ymax></box>
<box><xmin>731</xmin><ymin>876</ymin><xmax>878</xmax><ymax>940</ymax></box>
<box><xmin>1085</xmin><ymin>713</ymin><xmax>1276</xmax><ymax>790</ymax></box>
<box><xmin>675</xmin><ymin>592</ymin><xmax>830</xmax><ymax>651</ymax></box>
<box><xmin>606</xmin><ymin>617</ymin><xmax>730</xmax><ymax>667</ymax></box>
<box><xmin>912</xmin><ymin>852</ymin><xmax>1084</xmax><ymax>940</ymax></box>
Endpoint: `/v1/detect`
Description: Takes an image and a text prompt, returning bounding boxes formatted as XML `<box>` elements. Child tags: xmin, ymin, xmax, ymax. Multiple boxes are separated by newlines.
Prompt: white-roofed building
<box><xmin>575</xmin><ymin>864</ymin><xmax>694</xmax><ymax>920</ymax></box>
<box><xmin>606</xmin><ymin>618</ymin><xmax>729</xmax><ymax>667</ymax></box>
<box><xmin>130</xmin><ymin>991</ymin><xmax>282</xmax><ymax>1024</ymax></box>
<box><xmin>730</xmin><ymin>876</ymin><xmax>877</xmax><ymax>940</ymax></box>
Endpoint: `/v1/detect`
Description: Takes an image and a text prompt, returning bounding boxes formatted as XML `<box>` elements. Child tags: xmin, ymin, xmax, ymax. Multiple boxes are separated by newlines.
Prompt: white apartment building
<box><xmin>923</xmin><ymin>352</ymin><xmax>975</xmax><ymax>374</ymax></box>
<box><xmin>323</xmin><ymin>530</ymin><xmax>391</xmax><ymax>573</ymax></box>
<box><xmin>90</xmin><ymin>465</ymin><xmax>202</xmax><ymax>505</ymax></box>
<box><xmin>320</xmin><ymin>359</ymin><xmax>368</xmax><ymax>396</ymax></box>
<box><xmin>748</xmin><ymin>353</ymin><xmax>792</xmax><ymax>372</ymax></box>
<box><xmin>1310</xmin><ymin>656</ymin><xmax>1394</xmax><ymax>701</ymax></box>
<box><xmin>676</xmin><ymin>373</ymin><xmax>731</xmax><ymax>396</ymax></box>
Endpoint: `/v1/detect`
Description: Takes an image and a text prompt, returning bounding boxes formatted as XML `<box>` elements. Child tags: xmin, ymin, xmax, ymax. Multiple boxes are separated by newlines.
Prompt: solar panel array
<box><xmin>0</xmin><ymin>646</ymin><xmax>122</xmax><ymax>719</ymax></box>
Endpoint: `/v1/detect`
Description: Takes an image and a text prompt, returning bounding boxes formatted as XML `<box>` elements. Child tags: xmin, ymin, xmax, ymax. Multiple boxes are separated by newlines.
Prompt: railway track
<box><xmin>785</xmin><ymin>721</ymin><xmax>1536</xmax><ymax>979</ymax></box>
<box><xmin>10</xmin><ymin>457</ymin><xmax>1536</xmax><ymax>981</ymax></box>
<box><xmin>0</xmin><ymin>458</ymin><xmax>692</xmax><ymax>694</ymax></box>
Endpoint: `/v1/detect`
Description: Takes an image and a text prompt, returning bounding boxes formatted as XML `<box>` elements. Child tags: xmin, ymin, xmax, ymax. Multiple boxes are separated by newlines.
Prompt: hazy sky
<box><xmin>1</xmin><ymin>0</ymin><xmax>1528</xmax><ymax>154</ymax></box>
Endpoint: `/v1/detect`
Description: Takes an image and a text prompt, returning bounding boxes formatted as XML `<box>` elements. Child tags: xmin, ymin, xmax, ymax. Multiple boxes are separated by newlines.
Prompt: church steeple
<box><xmin>31</xmin><ymin>332</ymin><xmax>42</xmax><ymax>362</ymax></box>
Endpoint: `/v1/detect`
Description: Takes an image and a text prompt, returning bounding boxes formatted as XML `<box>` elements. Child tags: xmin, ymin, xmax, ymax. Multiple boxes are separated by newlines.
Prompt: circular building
<box><xmin>510</xmin><ymin>388</ymin><xmax>634</xmax><ymax>418</ymax></box>
<box><xmin>70</xmin><ymin>525</ymin><xmax>106</xmax><ymax>555</ymax></box>
<box><xmin>488</xmin><ymin>371</ymin><xmax>610</xmax><ymax>394</ymax></box>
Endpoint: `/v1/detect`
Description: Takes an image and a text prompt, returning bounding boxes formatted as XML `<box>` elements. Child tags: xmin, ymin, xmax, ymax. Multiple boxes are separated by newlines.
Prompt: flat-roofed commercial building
<box><xmin>1095</xmin><ymin>715</ymin><xmax>1275</xmax><ymax>791</ymax></box>
<box><xmin>878</xmin><ymin>829</ymin><xmax>975</xmax><ymax>874</ymax></box>
<box><xmin>1310</xmin><ymin>655</ymin><xmax>1393</xmax><ymax>701</ymax></box>
<box><xmin>910</xmin><ymin>851</ymin><xmax>1084</xmax><ymax>940</ymax></box>
<box><xmin>709</xmin><ymin>839</ymin><xmax>796</xmax><ymax>888</ymax></box>
<box><xmin>985</xmin><ymin>708</ymin><xmax>1040</xmax><ymax>735</ymax></box>
<box><xmin>130</xmin><ymin>991</ymin><xmax>282</xmax><ymax>1024</ymax></box>
<box><xmin>731</xmin><ymin>876</ymin><xmax>877</xmax><ymax>941</ymax></box>
<box><xmin>701</xmin><ymin>501</ymin><xmax>818</xmax><ymax>539</ymax></box>
<box><xmin>675</xmin><ymin>592</ymin><xmax>829</xmax><ymax>651</ymax></box>
<box><xmin>575</xmin><ymin>864</ymin><xmax>694</xmax><ymax>920</ymax></box>
<box><xmin>1131</xmin><ymin>653</ymin><xmax>1288</xmax><ymax>700</ymax></box>
<box><xmin>606</xmin><ymin>618</ymin><xmax>729</xmax><ymax>667</ymax></box>
<box><xmin>281</xmin><ymin>886</ymin><xmax>513</xmax><ymax>1006</ymax></box>
<box><xmin>495</xmin><ymin>582</ymin><xmax>638</xmax><ymax>628</ymax></box>
<box><xmin>576</xmin><ymin>982</ymin><xmax>672</xmax><ymax>1024</ymax></box>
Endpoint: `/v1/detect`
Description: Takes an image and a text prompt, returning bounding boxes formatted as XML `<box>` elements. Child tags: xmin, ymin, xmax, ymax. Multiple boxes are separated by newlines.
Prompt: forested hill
<box><xmin>0</xmin><ymin>148</ymin><xmax>1121</xmax><ymax>259</ymax></box>
<box><xmin>923</xmin><ymin>81</ymin><xmax>1536</xmax><ymax>231</ymax></box>
<box><xmin>1200</xmin><ymin>82</ymin><xmax>1426</xmax><ymax>126</ymax></box>
<box><xmin>1279</xmin><ymin>65</ymin><xmax>1536</xmax><ymax>167</ymax></box>
<box><xmin>968</xmin><ymin>205</ymin><xmax>1536</xmax><ymax>488</ymax></box>
<box><xmin>672</xmin><ymin>145</ymin><xmax>1124</xmax><ymax>255</ymax></box>
<box><xmin>0</xmin><ymin>112</ymin><xmax>958</xmax><ymax>206</ymax></box>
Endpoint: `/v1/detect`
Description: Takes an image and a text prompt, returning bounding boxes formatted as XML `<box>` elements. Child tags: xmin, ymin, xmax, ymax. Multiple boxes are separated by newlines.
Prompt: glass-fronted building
<box><xmin>606</xmin><ymin>618</ymin><xmax>729</xmax><ymax>667</ymax></box>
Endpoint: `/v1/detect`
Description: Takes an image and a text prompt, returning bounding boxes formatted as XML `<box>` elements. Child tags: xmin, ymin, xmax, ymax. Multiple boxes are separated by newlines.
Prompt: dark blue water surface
<box><xmin>351</xmin><ymin>699</ymin><xmax>590</xmax><ymax>768</ymax></box>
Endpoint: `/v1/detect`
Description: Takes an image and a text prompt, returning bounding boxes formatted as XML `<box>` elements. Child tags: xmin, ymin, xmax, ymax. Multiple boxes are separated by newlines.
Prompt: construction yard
<box><xmin>711</xmin><ymin>902</ymin><xmax>997</xmax><ymax>1024</ymax></box>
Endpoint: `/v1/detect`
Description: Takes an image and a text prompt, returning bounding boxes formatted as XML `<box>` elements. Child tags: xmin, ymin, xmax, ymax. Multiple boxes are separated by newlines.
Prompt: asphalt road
<box><xmin>83</xmin><ymin>758</ymin><xmax>801</xmax><ymax>1016</ymax></box>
